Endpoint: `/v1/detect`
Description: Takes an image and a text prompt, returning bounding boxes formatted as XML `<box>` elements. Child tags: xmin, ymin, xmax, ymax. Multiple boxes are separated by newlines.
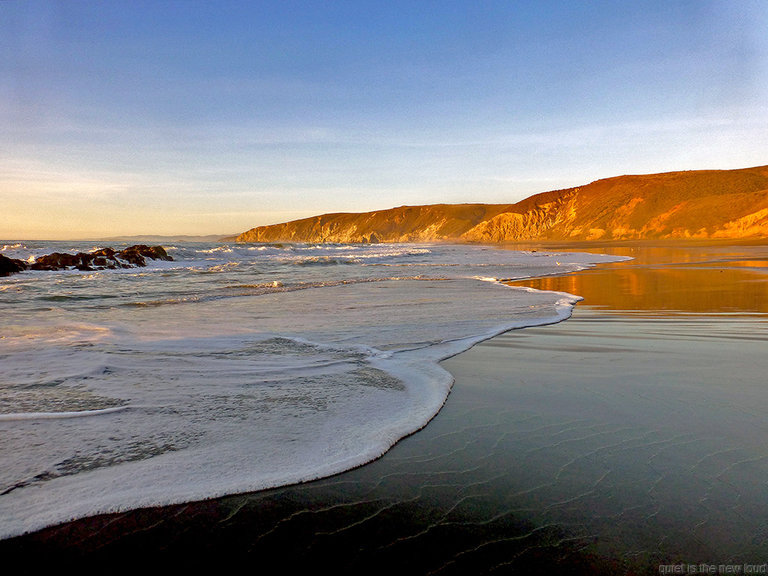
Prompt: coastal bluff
<box><xmin>236</xmin><ymin>165</ymin><xmax>768</xmax><ymax>244</ymax></box>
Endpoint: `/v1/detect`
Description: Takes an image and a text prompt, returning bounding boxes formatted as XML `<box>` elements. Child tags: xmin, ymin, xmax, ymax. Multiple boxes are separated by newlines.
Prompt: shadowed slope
<box><xmin>237</xmin><ymin>165</ymin><xmax>768</xmax><ymax>243</ymax></box>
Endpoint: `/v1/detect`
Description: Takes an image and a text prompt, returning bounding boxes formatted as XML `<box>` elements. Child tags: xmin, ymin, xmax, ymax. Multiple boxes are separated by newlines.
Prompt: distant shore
<box><xmin>1</xmin><ymin>242</ymin><xmax>767</xmax><ymax>574</ymax></box>
<box><xmin>234</xmin><ymin>165</ymin><xmax>768</xmax><ymax>245</ymax></box>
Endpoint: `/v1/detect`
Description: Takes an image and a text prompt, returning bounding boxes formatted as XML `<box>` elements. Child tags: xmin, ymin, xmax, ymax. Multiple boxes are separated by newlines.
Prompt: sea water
<box><xmin>0</xmin><ymin>241</ymin><xmax>623</xmax><ymax>538</ymax></box>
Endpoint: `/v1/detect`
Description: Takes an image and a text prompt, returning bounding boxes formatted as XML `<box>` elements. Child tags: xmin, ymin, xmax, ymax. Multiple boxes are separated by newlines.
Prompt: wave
<box><xmin>294</xmin><ymin>256</ymin><xmax>359</xmax><ymax>266</ymax></box>
<box><xmin>118</xmin><ymin>276</ymin><xmax>439</xmax><ymax>308</ymax></box>
<box><xmin>0</xmin><ymin>323</ymin><xmax>114</xmax><ymax>347</ymax></box>
<box><xmin>0</xmin><ymin>406</ymin><xmax>128</xmax><ymax>422</ymax></box>
<box><xmin>0</xmin><ymin>244</ymin><xmax>627</xmax><ymax>539</ymax></box>
<box><xmin>0</xmin><ymin>286</ymin><xmax>583</xmax><ymax>539</ymax></box>
<box><xmin>196</xmin><ymin>246</ymin><xmax>234</xmax><ymax>254</ymax></box>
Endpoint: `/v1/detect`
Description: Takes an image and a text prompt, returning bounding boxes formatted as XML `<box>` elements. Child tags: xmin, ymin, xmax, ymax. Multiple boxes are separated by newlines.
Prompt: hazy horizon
<box><xmin>3</xmin><ymin>1</ymin><xmax>768</xmax><ymax>240</ymax></box>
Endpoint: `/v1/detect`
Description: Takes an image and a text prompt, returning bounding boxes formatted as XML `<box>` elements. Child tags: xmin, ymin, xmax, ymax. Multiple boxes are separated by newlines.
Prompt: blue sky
<box><xmin>2</xmin><ymin>0</ymin><xmax>767</xmax><ymax>239</ymax></box>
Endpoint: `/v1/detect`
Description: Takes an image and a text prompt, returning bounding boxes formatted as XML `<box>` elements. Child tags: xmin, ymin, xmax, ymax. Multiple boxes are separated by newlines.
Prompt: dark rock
<box><xmin>92</xmin><ymin>247</ymin><xmax>116</xmax><ymax>259</ymax></box>
<box><xmin>147</xmin><ymin>245</ymin><xmax>172</xmax><ymax>261</ymax></box>
<box><xmin>115</xmin><ymin>247</ymin><xmax>146</xmax><ymax>267</ymax></box>
<box><xmin>25</xmin><ymin>245</ymin><xmax>173</xmax><ymax>272</ymax></box>
<box><xmin>31</xmin><ymin>251</ymin><xmax>108</xmax><ymax>271</ymax></box>
<box><xmin>116</xmin><ymin>245</ymin><xmax>173</xmax><ymax>266</ymax></box>
<box><xmin>0</xmin><ymin>254</ymin><xmax>28</xmax><ymax>277</ymax></box>
<box><xmin>31</xmin><ymin>252</ymin><xmax>84</xmax><ymax>271</ymax></box>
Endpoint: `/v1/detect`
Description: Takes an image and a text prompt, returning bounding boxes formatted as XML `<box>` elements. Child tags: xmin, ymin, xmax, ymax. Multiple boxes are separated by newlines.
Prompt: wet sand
<box><xmin>2</xmin><ymin>242</ymin><xmax>768</xmax><ymax>574</ymax></box>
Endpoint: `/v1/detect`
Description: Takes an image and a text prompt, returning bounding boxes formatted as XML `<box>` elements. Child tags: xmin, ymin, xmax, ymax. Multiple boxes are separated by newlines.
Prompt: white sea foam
<box><xmin>197</xmin><ymin>246</ymin><xmax>234</xmax><ymax>254</ymax></box>
<box><xmin>0</xmin><ymin>406</ymin><xmax>129</xmax><ymax>421</ymax></box>
<box><xmin>0</xmin><ymin>242</ymin><xmax>627</xmax><ymax>538</ymax></box>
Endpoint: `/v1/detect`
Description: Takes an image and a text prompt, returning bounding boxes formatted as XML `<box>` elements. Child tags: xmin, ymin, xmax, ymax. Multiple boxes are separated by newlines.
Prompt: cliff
<box><xmin>236</xmin><ymin>165</ymin><xmax>768</xmax><ymax>244</ymax></box>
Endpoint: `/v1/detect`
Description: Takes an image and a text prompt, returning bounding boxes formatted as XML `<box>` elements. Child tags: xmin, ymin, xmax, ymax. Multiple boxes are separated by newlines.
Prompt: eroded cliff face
<box><xmin>236</xmin><ymin>165</ymin><xmax>768</xmax><ymax>244</ymax></box>
<box><xmin>461</xmin><ymin>192</ymin><xmax>579</xmax><ymax>242</ymax></box>
<box><xmin>236</xmin><ymin>204</ymin><xmax>515</xmax><ymax>244</ymax></box>
<box><xmin>550</xmin><ymin>168</ymin><xmax>768</xmax><ymax>241</ymax></box>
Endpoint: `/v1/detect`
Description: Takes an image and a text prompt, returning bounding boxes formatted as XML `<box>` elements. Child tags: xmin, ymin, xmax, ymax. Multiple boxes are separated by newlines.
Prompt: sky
<box><xmin>2</xmin><ymin>0</ymin><xmax>768</xmax><ymax>239</ymax></box>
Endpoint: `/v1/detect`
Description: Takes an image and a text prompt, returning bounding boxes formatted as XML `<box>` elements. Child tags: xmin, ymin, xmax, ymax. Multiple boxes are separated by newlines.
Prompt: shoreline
<box><xmin>0</xmin><ymin>245</ymin><xmax>610</xmax><ymax>542</ymax></box>
<box><xmin>2</xmin><ymin>243</ymin><xmax>767</xmax><ymax>573</ymax></box>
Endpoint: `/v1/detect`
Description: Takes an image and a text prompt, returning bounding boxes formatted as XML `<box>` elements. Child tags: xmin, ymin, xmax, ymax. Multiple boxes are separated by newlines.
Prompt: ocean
<box><xmin>0</xmin><ymin>241</ymin><xmax>623</xmax><ymax>539</ymax></box>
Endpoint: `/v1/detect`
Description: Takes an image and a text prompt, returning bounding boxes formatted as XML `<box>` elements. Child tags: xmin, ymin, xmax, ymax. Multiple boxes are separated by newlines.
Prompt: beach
<box><xmin>2</xmin><ymin>242</ymin><xmax>767</xmax><ymax>574</ymax></box>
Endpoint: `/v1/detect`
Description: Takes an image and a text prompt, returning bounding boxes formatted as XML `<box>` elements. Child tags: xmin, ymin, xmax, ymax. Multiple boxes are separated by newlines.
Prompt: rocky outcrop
<box><xmin>31</xmin><ymin>252</ymin><xmax>101</xmax><ymax>271</ymax></box>
<box><xmin>0</xmin><ymin>254</ymin><xmax>28</xmax><ymax>276</ymax></box>
<box><xmin>112</xmin><ymin>245</ymin><xmax>172</xmax><ymax>266</ymax></box>
<box><xmin>236</xmin><ymin>165</ymin><xmax>768</xmax><ymax>244</ymax></box>
<box><xmin>1</xmin><ymin>245</ymin><xmax>173</xmax><ymax>276</ymax></box>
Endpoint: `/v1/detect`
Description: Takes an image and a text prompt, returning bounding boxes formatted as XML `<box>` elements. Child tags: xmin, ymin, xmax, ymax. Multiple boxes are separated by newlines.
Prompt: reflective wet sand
<box><xmin>2</xmin><ymin>242</ymin><xmax>767</xmax><ymax>574</ymax></box>
<box><xmin>507</xmin><ymin>241</ymin><xmax>768</xmax><ymax>314</ymax></box>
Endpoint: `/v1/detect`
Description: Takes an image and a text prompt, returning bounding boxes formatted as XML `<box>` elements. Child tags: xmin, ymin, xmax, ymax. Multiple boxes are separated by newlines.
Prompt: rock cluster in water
<box><xmin>0</xmin><ymin>254</ymin><xmax>27</xmax><ymax>277</ymax></box>
<box><xmin>0</xmin><ymin>245</ymin><xmax>172</xmax><ymax>277</ymax></box>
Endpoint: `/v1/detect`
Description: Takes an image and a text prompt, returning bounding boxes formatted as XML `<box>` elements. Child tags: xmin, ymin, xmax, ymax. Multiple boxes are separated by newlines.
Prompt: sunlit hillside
<box><xmin>237</xmin><ymin>165</ymin><xmax>768</xmax><ymax>243</ymax></box>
